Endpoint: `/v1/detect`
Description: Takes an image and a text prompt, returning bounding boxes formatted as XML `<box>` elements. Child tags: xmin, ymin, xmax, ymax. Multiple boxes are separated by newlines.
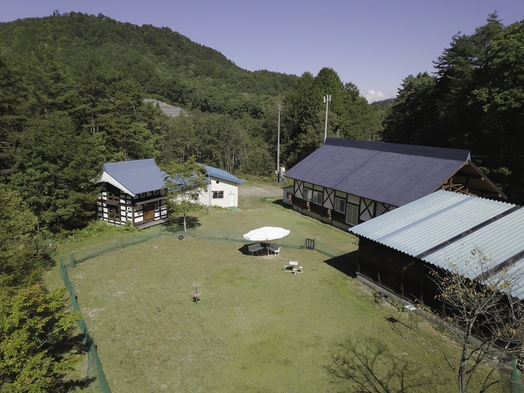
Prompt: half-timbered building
<box><xmin>97</xmin><ymin>159</ymin><xmax>169</xmax><ymax>228</ymax></box>
<box><xmin>284</xmin><ymin>138</ymin><xmax>506</xmax><ymax>230</ymax></box>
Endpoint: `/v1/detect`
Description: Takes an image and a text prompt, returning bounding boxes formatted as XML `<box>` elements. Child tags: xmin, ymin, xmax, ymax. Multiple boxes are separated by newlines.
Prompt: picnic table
<box><xmin>282</xmin><ymin>261</ymin><xmax>303</xmax><ymax>275</ymax></box>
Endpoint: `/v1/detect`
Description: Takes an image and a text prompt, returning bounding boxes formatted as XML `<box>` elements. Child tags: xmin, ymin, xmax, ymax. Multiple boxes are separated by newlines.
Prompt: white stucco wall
<box><xmin>198</xmin><ymin>178</ymin><xmax>240</xmax><ymax>208</ymax></box>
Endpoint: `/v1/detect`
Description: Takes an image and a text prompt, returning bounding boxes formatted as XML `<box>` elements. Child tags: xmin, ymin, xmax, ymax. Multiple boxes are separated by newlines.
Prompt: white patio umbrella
<box><xmin>243</xmin><ymin>226</ymin><xmax>290</xmax><ymax>255</ymax></box>
<box><xmin>243</xmin><ymin>226</ymin><xmax>290</xmax><ymax>242</ymax></box>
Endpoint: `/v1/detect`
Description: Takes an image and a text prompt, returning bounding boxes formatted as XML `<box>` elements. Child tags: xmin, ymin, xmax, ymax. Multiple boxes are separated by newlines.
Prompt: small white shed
<box><xmin>200</xmin><ymin>165</ymin><xmax>243</xmax><ymax>208</ymax></box>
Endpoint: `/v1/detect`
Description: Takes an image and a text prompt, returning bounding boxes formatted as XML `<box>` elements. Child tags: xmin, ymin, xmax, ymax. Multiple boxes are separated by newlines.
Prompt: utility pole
<box><xmin>277</xmin><ymin>104</ymin><xmax>281</xmax><ymax>182</ymax></box>
<box><xmin>323</xmin><ymin>95</ymin><xmax>331</xmax><ymax>143</ymax></box>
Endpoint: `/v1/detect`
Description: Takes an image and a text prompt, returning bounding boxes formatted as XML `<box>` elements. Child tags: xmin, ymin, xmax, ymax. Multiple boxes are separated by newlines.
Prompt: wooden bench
<box><xmin>267</xmin><ymin>244</ymin><xmax>281</xmax><ymax>255</ymax></box>
<box><xmin>248</xmin><ymin>243</ymin><xmax>264</xmax><ymax>255</ymax></box>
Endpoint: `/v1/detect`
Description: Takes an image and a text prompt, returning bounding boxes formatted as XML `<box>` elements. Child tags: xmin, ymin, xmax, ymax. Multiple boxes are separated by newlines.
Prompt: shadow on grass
<box><xmin>324</xmin><ymin>250</ymin><xmax>359</xmax><ymax>278</ymax></box>
<box><xmin>49</xmin><ymin>332</ymin><xmax>96</xmax><ymax>392</ymax></box>
<box><xmin>324</xmin><ymin>337</ymin><xmax>437</xmax><ymax>393</ymax></box>
<box><xmin>272</xmin><ymin>199</ymin><xmax>293</xmax><ymax>209</ymax></box>
<box><xmin>165</xmin><ymin>216</ymin><xmax>202</xmax><ymax>231</ymax></box>
<box><xmin>237</xmin><ymin>243</ymin><xmax>267</xmax><ymax>256</ymax></box>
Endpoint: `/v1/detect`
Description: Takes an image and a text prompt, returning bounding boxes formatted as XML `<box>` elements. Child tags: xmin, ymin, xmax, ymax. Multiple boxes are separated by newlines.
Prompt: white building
<box><xmin>200</xmin><ymin>165</ymin><xmax>243</xmax><ymax>208</ymax></box>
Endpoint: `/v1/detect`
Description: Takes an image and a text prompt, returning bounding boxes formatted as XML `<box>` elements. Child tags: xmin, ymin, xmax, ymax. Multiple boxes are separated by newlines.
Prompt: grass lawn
<box><xmin>58</xmin><ymin>183</ymin><xmax>498</xmax><ymax>392</ymax></box>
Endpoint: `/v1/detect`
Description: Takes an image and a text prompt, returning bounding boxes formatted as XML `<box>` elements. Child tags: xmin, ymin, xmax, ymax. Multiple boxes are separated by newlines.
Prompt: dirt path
<box><xmin>238</xmin><ymin>183</ymin><xmax>284</xmax><ymax>198</ymax></box>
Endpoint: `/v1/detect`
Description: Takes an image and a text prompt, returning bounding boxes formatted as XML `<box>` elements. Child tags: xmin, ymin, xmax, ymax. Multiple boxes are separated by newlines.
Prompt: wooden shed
<box><xmin>349</xmin><ymin>190</ymin><xmax>524</xmax><ymax>309</ymax></box>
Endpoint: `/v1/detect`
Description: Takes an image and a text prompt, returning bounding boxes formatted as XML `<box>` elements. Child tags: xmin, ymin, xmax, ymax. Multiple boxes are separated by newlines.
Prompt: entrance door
<box><xmin>228</xmin><ymin>194</ymin><xmax>235</xmax><ymax>207</ymax></box>
<box><xmin>143</xmin><ymin>204</ymin><xmax>155</xmax><ymax>221</ymax></box>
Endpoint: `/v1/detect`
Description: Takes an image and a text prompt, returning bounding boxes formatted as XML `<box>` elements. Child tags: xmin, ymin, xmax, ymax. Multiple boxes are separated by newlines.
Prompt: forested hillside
<box><xmin>0</xmin><ymin>11</ymin><xmax>382</xmax><ymax>233</ymax></box>
<box><xmin>1</xmin><ymin>11</ymin><xmax>523</xmax><ymax>391</ymax></box>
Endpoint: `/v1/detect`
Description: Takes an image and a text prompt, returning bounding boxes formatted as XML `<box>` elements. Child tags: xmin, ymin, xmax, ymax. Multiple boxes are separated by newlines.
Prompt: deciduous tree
<box><xmin>0</xmin><ymin>284</ymin><xmax>83</xmax><ymax>392</ymax></box>
<box><xmin>162</xmin><ymin>157</ymin><xmax>208</xmax><ymax>232</ymax></box>
<box><xmin>430</xmin><ymin>248</ymin><xmax>524</xmax><ymax>393</ymax></box>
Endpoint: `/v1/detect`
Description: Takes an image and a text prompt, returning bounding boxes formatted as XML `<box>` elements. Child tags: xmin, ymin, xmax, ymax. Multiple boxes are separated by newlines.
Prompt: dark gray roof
<box><xmin>102</xmin><ymin>159</ymin><xmax>165</xmax><ymax>195</ymax></box>
<box><xmin>285</xmin><ymin>138</ymin><xmax>471</xmax><ymax>207</ymax></box>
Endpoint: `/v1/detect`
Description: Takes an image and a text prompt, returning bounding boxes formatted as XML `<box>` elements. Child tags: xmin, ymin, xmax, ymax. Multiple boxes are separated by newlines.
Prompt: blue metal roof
<box><xmin>350</xmin><ymin>190</ymin><xmax>524</xmax><ymax>299</ymax></box>
<box><xmin>285</xmin><ymin>138</ymin><xmax>471</xmax><ymax>207</ymax></box>
<box><xmin>102</xmin><ymin>159</ymin><xmax>166</xmax><ymax>195</ymax></box>
<box><xmin>204</xmin><ymin>165</ymin><xmax>243</xmax><ymax>184</ymax></box>
<box><xmin>101</xmin><ymin>160</ymin><xmax>242</xmax><ymax>196</ymax></box>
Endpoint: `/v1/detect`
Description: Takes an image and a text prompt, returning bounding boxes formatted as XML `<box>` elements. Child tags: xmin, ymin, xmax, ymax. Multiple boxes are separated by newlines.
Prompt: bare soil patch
<box><xmin>238</xmin><ymin>182</ymin><xmax>284</xmax><ymax>198</ymax></box>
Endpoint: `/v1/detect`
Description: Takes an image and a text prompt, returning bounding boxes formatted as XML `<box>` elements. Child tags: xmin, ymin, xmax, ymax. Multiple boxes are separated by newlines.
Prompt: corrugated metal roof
<box><xmin>102</xmin><ymin>159</ymin><xmax>166</xmax><ymax>195</ymax></box>
<box><xmin>284</xmin><ymin>138</ymin><xmax>470</xmax><ymax>207</ymax></box>
<box><xmin>350</xmin><ymin>190</ymin><xmax>524</xmax><ymax>299</ymax></box>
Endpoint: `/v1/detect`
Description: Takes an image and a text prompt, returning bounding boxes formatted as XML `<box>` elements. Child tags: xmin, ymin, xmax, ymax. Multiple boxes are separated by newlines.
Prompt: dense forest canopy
<box><xmin>0</xmin><ymin>11</ymin><xmax>385</xmax><ymax>232</ymax></box>
<box><xmin>0</xmin><ymin>11</ymin><xmax>522</xmax><ymax>235</ymax></box>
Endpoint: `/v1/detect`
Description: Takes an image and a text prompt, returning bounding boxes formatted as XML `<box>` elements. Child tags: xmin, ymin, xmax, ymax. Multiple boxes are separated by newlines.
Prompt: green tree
<box><xmin>198</xmin><ymin>113</ymin><xmax>250</xmax><ymax>173</ymax></box>
<box><xmin>382</xmin><ymin>72</ymin><xmax>438</xmax><ymax>145</ymax></box>
<box><xmin>470</xmin><ymin>20</ymin><xmax>524</xmax><ymax>202</ymax></box>
<box><xmin>105</xmin><ymin>79</ymin><xmax>157</xmax><ymax>161</ymax></box>
<box><xmin>339</xmin><ymin>82</ymin><xmax>383</xmax><ymax>141</ymax></box>
<box><xmin>158</xmin><ymin>114</ymin><xmax>198</xmax><ymax>164</ymax></box>
<box><xmin>0</xmin><ymin>284</ymin><xmax>83</xmax><ymax>392</ymax></box>
<box><xmin>0</xmin><ymin>185</ymin><xmax>52</xmax><ymax>288</ymax></box>
<box><xmin>24</xmin><ymin>43</ymin><xmax>78</xmax><ymax>118</ymax></box>
<box><xmin>71</xmin><ymin>51</ymin><xmax>119</xmax><ymax>135</ymax></box>
<box><xmin>10</xmin><ymin>112</ymin><xmax>103</xmax><ymax>232</ymax></box>
<box><xmin>162</xmin><ymin>157</ymin><xmax>208</xmax><ymax>232</ymax></box>
<box><xmin>0</xmin><ymin>56</ymin><xmax>26</xmax><ymax>143</ymax></box>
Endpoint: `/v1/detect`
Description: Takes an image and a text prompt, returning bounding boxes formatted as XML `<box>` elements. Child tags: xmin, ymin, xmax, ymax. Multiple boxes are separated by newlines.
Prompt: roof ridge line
<box><xmin>416</xmin><ymin>205</ymin><xmax>522</xmax><ymax>259</ymax></box>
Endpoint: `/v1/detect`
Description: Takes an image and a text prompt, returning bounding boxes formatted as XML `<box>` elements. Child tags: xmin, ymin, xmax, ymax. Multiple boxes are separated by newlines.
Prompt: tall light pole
<box><xmin>277</xmin><ymin>104</ymin><xmax>281</xmax><ymax>182</ymax></box>
<box><xmin>323</xmin><ymin>94</ymin><xmax>331</xmax><ymax>143</ymax></box>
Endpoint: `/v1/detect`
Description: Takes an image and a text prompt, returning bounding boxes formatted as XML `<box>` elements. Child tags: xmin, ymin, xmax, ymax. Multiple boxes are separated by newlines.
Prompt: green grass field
<box><xmin>60</xmin><ymin>185</ymin><xmax>500</xmax><ymax>392</ymax></box>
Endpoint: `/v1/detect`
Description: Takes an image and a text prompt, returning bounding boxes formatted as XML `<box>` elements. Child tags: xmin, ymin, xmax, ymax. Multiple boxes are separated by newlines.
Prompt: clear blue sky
<box><xmin>2</xmin><ymin>0</ymin><xmax>523</xmax><ymax>102</ymax></box>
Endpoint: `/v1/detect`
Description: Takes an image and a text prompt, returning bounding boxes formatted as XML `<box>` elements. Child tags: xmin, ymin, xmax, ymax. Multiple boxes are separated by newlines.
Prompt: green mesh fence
<box><xmin>61</xmin><ymin>256</ymin><xmax>111</xmax><ymax>393</ymax></box>
<box><xmin>59</xmin><ymin>226</ymin><xmax>346</xmax><ymax>392</ymax></box>
<box><xmin>186</xmin><ymin>229</ymin><xmax>341</xmax><ymax>257</ymax></box>
<box><xmin>512</xmin><ymin>357</ymin><xmax>523</xmax><ymax>393</ymax></box>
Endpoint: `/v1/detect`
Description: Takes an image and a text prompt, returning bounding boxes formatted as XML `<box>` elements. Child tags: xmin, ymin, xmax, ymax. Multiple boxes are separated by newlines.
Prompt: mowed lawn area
<box><xmin>68</xmin><ymin>191</ymin><xmax>470</xmax><ymax>392</ymax></box>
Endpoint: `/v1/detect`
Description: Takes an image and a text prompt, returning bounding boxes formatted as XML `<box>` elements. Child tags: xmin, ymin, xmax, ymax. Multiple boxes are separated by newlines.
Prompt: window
<box><xmin>303</xmin><ymin>188</ymin><xmax>312</xmax><ymax>201</ymax></box>
<box><xmin>107</xmin><ymin>192</ymin><xmax>118</xmax><ymax>202</ymax></box>
<box><xmin>346</xmin><ymin>204</ymin><xmax>359</xmax><ymax>226</ymax></box>
<box><xmin>312</xmin><ymin>190</ymin><xmax>323</xmax><ymax>205</ymax></box>
<box><xmin>213</xmin><ymin>191</ymin><xmax>224</xmax><ymax>199</ymax></box>
<box><xmin>334</xmin><ymin>197</ymin><xmax>346</xmax><ymax>213</ymax></box>
<box><xmin>108</xmin><ymin>207</ymin><xmax>120</xmax><ymax>220</ymax></box>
